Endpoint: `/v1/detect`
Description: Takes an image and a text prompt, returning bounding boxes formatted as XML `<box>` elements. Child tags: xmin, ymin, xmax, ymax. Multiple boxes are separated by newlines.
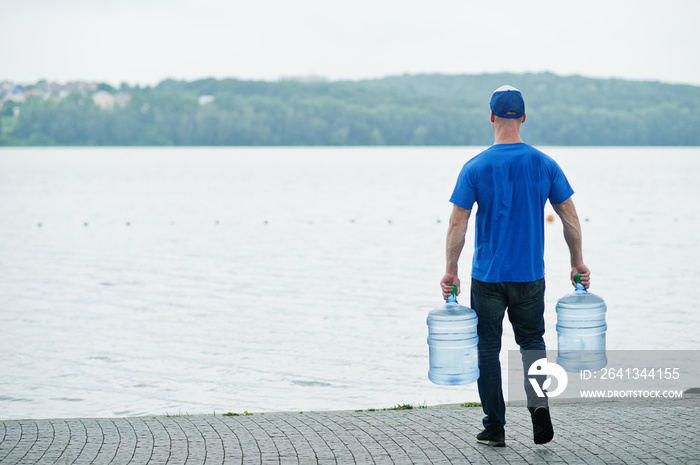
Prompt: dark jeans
<box><xmin>471</xmin><ymin>278</ymin><xmax>548</xmax><ymax>429</ymax></box>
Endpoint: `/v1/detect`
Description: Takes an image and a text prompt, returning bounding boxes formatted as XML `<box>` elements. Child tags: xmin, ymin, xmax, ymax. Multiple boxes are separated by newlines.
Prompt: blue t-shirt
<box><xmin>450</xmin><ymin>143</ymin><xmax>574</xmax><ymax>283</ymax></box>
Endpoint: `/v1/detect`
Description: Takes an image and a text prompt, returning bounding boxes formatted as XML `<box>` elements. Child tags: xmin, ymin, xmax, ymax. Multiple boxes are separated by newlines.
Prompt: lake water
<box><xmin>1</xmin><ymin>146</ymin><xmax>698</xmax><ymax>421</ymax></box>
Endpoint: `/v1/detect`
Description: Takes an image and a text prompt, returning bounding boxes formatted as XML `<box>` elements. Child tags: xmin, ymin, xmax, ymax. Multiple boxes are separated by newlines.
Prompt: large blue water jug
<box><xmin>427</xmin><ymin>286</ymin><xmax>479</xmax><ymax>385</ymax></box>
<box><xmin>556</xmin><ymin>275</ymin><xmax>607</xmax><ymax>372</ymax></box>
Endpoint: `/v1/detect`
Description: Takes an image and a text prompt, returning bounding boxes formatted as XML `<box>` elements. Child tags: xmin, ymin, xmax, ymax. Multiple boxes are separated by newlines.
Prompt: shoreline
<box><xmin>4</xmin><ymin>392</ymin><xmax>697</xmax><ymax>423</ymax></box>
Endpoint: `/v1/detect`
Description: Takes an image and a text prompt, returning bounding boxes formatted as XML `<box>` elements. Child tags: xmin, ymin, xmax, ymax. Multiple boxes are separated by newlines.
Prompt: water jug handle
<box><xmin>574</xmin><ymin>274</ymin><xmax>586</xmax><ymax>291</ymax></box>
<box><xmin>447</xmin><ymin>285</ymin><xmax>458</xmax><ymax>303</ymax></box>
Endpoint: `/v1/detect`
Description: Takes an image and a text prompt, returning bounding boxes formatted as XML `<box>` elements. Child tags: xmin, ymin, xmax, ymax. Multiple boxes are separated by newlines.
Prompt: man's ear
<box><xmin>490</xmin><ymin>112</ymin><xmax>495</xmax><ymax>123</ymax></box>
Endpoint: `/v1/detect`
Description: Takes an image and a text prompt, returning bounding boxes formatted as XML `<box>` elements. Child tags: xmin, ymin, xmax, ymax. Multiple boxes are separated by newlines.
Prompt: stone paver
<box><xmin>1</xmin><ymin>396</ymin><xmax>699</xmax><ymax>464</ymax></box>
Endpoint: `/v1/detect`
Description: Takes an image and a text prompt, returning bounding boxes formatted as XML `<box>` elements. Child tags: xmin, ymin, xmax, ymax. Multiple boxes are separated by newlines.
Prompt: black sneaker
<box><xmin>530</xmin><ymin>406</ymin><xmax>554</xmax><ymax>444</ymax></box>
<box><xmin>476</xmin><ymin>426</ymin><xmax>506</xmax><ymax>447</ymax></box>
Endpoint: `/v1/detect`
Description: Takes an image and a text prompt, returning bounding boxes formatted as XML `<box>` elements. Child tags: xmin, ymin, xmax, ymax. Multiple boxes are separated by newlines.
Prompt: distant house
<box><xmin>199</xmin><ymin>95</ymin><xmax>215</xmax><ymax>106</ymax></box>
<box><xmin>92</xmin><ymin>91</ymin><xmax>115</xmax><ymax>110</ymax></box>
<box><xmin>6</xmin><ymin>86</ymin><xmax>26</xmax><ymax>103</ymax></box>
<box><xmin>91</xmin><ymin>91</ymin><xmax>131</xmax><ymax>110</ymax></box>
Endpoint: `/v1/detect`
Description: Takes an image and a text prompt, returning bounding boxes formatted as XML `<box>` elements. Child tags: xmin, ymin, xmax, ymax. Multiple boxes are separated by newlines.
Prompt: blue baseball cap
<box><xmin>490</xmin><ymin>85</ymin><xmax>525</xmax><ymax>119</ymax></box>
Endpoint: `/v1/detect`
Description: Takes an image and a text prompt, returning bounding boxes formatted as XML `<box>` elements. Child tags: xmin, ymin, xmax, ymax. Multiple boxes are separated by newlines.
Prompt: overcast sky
<box><xmin>1</xmin><ymin>0</ymin><xmax>699</xmax><ymax>87</ymax></box>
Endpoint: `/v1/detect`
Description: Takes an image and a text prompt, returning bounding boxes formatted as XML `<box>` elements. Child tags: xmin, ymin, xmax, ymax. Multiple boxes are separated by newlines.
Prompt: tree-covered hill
<box><xmin>2</xmin><ymin>72</ymin><xmax>699</xmax><ymax>146</ymax></box>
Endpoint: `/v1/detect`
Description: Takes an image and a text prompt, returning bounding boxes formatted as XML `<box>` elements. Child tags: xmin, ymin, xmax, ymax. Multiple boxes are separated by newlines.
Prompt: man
<box><xmin>439</xmin><ymin>85</ymin><xmax>590</xmax><ymax>447</ymax></box>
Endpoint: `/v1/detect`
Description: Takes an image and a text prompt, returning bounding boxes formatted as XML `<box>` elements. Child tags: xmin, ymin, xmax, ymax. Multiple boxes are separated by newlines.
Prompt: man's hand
<box><xmin>440</xmin><ymin>273</ymin><xmax>460</xmax><ymax>300</ymax></box>
<box><xmin>571</xmin><ymin>264</ymin><xmax>591</xmax><ymax>289</ymax></box>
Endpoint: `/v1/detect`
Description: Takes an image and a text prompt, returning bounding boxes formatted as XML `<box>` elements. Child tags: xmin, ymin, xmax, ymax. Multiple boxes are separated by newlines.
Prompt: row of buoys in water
<box><xmin>35</xmin><ymin>216</ymin><xmax>681</xmax><ymax>227</ymax></box>
<box><xmin>34</xmin><ymin>217</ymin><xmax>598</xmax><ymax>227</ymax></box>
<box><xmin>34</xmin><ymin>219</ymin><xmax>446</xmax><ymax>227</ymax></box>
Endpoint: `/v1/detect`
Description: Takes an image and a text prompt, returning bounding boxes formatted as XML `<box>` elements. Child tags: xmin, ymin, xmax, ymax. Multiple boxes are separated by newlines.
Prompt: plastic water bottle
<box><xmin>556</xmin><ymin>275</ymin><xmax>607</xmax><ymax>372</ymax></box>
<box><xmin>427</xmin><ymin>286</ymin><xmax>479</xmax><ymax>385</ymax></box>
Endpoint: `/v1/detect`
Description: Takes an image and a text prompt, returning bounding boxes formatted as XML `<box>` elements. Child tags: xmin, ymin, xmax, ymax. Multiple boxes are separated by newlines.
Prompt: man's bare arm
<box><xmin>440</xmin><ymin>204</ymin><xmax>471</xmax><ymax>299</ymax></box>
<box><xmin>552</xmin><ymin>197</ymin><xmax>590</xmax><ymax>288</ymax></box>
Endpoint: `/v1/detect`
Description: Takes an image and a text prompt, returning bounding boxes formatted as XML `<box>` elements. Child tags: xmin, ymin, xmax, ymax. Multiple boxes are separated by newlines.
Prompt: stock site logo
<box><xmin>528</xmin><ymin>358</ymin><xmax>569</xmax><ymax>398</ymax></box>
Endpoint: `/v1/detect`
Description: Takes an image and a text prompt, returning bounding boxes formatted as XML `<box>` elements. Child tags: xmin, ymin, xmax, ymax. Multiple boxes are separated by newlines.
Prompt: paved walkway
<box><xmin>1</xmin><ymin>395</ymin><xmax>698</xmax><ymax>464</ymax></box>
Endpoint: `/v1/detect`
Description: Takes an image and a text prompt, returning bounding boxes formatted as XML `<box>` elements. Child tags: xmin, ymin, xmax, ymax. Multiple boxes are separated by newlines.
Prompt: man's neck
<box><xmin>492</xmin><ymin>119</ymin><xmax>523</xmax><ymax>144</ymax></box>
